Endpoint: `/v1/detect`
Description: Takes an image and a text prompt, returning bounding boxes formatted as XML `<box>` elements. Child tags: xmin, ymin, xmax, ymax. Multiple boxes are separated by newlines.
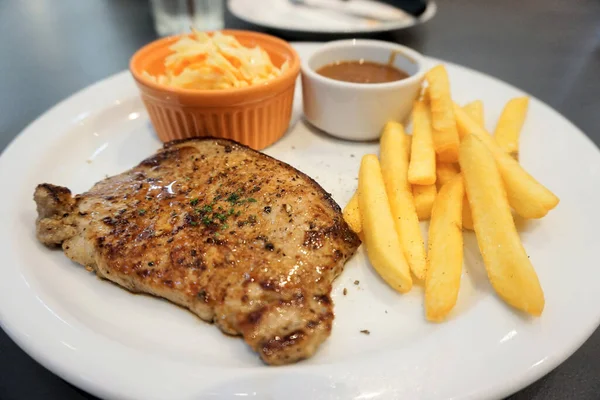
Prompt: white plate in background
<box><xmin>228</xmin><ymin>0</ymin><xmax>437</xmax><ymax>34</ymax></box>
<box><xmin>0</xmin><ymin>43</ymin><xmax>599</xmax><ymax>399</ymax></box>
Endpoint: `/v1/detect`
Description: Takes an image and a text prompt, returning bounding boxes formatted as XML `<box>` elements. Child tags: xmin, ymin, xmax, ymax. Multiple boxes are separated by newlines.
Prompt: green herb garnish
<box><xmin>138</xmin><ymin>209</ymin><xmax>146</xmax><ymax>216</ymax></box>
<box><xmin>190</xmin><ymin>198</ymin><xmax>199</xmax><ymax>206</ymax></box>
<box><xmin>227</xmin><ymin>192</ymin><xmax>240</xmax><ymax>203</ymax></box>
<box><xmin>214</xmin><ymin>213</ymin><xmax>227</xmax><ymax>222</ymax></box>
<box><xmin>247</xmin><ymin>198</ymin><xmax>257</xmax><ymax>203</ymax></box>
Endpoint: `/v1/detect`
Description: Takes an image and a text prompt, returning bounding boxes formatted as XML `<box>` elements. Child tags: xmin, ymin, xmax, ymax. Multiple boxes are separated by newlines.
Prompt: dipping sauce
<box><xmin>316</xmin><ymin>60</ymin><xmax>409</xmax><ymax>84</ymax></box>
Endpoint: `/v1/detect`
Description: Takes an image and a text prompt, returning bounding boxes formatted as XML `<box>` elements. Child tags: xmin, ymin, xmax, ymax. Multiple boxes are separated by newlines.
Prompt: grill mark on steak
<box><xmin>33</xmin><ymin>137</ymin><xmax>360</xmax><ymax>365</ymax></box>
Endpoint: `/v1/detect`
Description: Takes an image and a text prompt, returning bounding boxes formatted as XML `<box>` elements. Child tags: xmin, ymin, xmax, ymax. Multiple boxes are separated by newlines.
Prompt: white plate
<box><xmin>1</xmin><ymin>43</ymin><xmax>599</xmax><ymax>400</ymax></box>
<box><xmin>228</xmin><ymin>0</ymin><xmax>437</xmax><ymax>34</ymax></box>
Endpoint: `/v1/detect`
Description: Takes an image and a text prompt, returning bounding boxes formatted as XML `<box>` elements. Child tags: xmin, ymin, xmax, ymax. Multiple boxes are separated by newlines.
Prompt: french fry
<box><xmin>343</xmin><ymin>132</ymin><xmax>412</xmax><ymax>236</ymax></box>
<box><xmin>425</xmin><ymin>176</ymin><xmax>464</xmax><ymax>322</ymax></box>
<box><xmin>436</xmin><ymin>162</ymin><xmax>460</xmax><ymax>189</ymax></box>
<box><xmin>453</xmin><ymin>103</ymin><xmax>559</xmax><ymax>218</ymax></box>
<box><xmin>434</xmin><ymin>164</ymin><xmax>475</xmax><ymax>230</ymax></box>
<box><xmin>425</xmin><ymin>65</ymin><xmax>460</xmax><ymax>163</ymax></box>
<box><xmin>422</xmin><ymin>85</ymin><xmax>430</xmax><ymax>102</ymax></box>
<box><xmin>343</xmin><ymin>191</ymin><xmax>361</xmax><ymax>234</ymax></box>
<box><xmin>358</xmin><ymin>155</ymin><xmax>413</xmax><ymax>293</ymax></box>
<box><xmin>408</xmin><ymin>101</ymin><xmax>436</xmax><ymax>185</ymax></box>
<box><xmin>434</xmin><ymin>163</ymin><xmax>475</xmax><ymax>230</ymax></box>
<box><xmin>462</xmin><ymin>194</ymin><xmax>474</xmax><ymax>230</ymax></box>
<box><xmin>494</xmin><ymin>97</ymin><xmax>529</xmax><ymax>158</ymax></box>
<box><xmin>413</xmin><ymin>184</ymin><xmax>437</xmax><ymax>221</ymax></box>
<box><xmin>380</xmin><ymin>122</ymin><xmax>427</xmax><ymax>281</ymax></box>
<box><xmin>463</xmin><ymin>100</ymin><xmax>484</xmax><ymax>127</ymax></box>
<box><xmin>459</xmin><ymin>135</ymin><xmax>544</xmax><ymax>316</ymax></box>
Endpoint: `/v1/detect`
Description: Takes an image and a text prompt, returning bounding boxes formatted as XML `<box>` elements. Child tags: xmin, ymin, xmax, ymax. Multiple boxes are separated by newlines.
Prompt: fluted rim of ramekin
<box><xmin>129</xmin><ymin>30</ymin><xmax>301</xmax><ymax>99</ymax></box>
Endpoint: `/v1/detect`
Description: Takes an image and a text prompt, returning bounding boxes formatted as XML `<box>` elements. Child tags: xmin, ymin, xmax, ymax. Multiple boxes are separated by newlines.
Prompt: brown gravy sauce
<box><xmin>316</xmin><ymin>59</ymin><xmax>409</xmax><ymax>84</ymax></box>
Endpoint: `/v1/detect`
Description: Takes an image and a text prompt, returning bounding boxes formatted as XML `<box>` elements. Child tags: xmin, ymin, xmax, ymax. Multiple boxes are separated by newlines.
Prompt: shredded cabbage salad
<box><xmin>144</xmin><ymin>31</ymin><xmax>288</xmax><ymax>90</ymax></box>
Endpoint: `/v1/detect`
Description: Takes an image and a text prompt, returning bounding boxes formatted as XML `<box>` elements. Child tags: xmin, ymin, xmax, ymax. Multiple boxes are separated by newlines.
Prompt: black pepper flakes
<box><xmin>354</xmin><ymin>280</ymin><xmax>360</xmax><ymax>285</ymax></box>
<box><xmin>360</xmin><ymin>330</ymin><xmax>370</xmax><ymax>335</ymax></box>
<box><xmin>343</xmin><ymin>288</ymin><xmax>347</xmax><ymax>296</ymax></box>
<box><xmin>263</xmin><ymin>206</ymin><xmax>271</xmax><ymax>214</ymax></box>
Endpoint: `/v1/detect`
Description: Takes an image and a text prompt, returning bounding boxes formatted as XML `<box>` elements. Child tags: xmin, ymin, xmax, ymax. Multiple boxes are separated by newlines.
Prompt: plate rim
<box><xmin>1</xmin><ymin>43</ymin><xmax>599</xmax><ymax>400</ymax></box>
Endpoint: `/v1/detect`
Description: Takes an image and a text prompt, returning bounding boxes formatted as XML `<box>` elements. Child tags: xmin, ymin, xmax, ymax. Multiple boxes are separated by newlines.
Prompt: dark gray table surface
<box><xmin>1</xmin><ymin>0</ymin><xmax>599</xmax><ymax>399</ymax></box>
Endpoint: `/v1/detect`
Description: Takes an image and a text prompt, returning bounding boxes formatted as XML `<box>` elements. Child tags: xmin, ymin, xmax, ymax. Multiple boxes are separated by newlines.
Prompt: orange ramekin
<box><xmin>130</xmin><ymin>30</ymin><xmax>300</xmax><ymax>150</ymax></box>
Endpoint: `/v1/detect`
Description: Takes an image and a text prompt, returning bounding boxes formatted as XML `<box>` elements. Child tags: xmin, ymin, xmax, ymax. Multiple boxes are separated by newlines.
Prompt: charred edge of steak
<box><xmin>162</xmin><ymin>137</ymin><xmax>361</xmax><ymax>246</ymax></box>
<box><xmin>34</xmin><ymin>184</ymin><xmax>74</xmax><ymax>218</ymax></box>
<box><xmin>261</xmin><ymin>330</ymin><xmax>307</xmax><ymax>358</ymax></box>
<box><xmin>34</xmin><ymin>184</ymin><xmax>77</xmax><ymax>246</ymax></box>
<box><xmin>304</xmin><ymin>217</ymin><xmax>361</xmax><ymax>250</ymax></box>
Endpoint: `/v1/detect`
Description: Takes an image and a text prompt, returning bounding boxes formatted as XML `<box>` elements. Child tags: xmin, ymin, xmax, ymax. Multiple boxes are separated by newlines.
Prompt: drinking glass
<box><xmin>150</xmin><ymin>0</ymin><xmax>224</xmax><ymax>36</ymax></box>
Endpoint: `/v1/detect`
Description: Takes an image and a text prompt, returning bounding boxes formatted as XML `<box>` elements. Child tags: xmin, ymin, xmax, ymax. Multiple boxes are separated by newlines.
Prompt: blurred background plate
<box><xmin>228</xmin><ymin>0</ymin><xmax>436</xmax><ymax>34</ymax></box>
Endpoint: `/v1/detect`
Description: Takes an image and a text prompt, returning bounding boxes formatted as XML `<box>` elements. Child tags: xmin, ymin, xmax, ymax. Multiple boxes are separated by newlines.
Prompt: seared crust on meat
<box><xmin>34</xmin><ymin>137</ymin><xmax>360</xmax><ymax>364</ymax></box>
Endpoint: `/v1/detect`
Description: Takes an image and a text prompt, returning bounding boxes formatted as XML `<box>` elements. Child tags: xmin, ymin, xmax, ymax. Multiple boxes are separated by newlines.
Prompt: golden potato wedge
<box><xmin>380</xmin><ymin>122</ymin><xmax>427</xmax><ymax>281</ymax></box>
<box><xmin>436</xmin><ymin>162</ymin><xmax>460</xmax><ymax>189</ymax></box>
<box><xmin>435</xmin><ymin>163</ymin><xmax>473</xmax><ymax>229</ymax></box>
<box><xmin>408</xmin><ymin>101</ymin><xmax>436</xmax><ymax>185</ymax></box>
<box><xmin>459</xmin><ymin>135</ymin><xmax>544</xmax><ymax>316</ymax></box>
<box><xmin>463</xmin><ymin>100</ymin><xmax>484</xmax><ymax>127</ymax></box>
<box><xmin>453</xmin><ymin>103</ymin><xmax>559</xmax><ymax>218</ymax></box>
<box><xmin>422</xmin><ymin>85</ymin><xmax>430</xmax><ymax>102</ymax></box>
<box><xmin>494</xmin><ymin>97</ymin><xmax>529</xmax><ymax>158</ymax></box>
<box><xmin>413</xmin><ymin>184</ymin><xmax>437</xmax><ymax>221</ymax></box>
<box><xmin>358</xmin><ymin>154</ymin><xmax>413</xmax><ymax>293</ymax></box>
<box><xmin>343</xmin><ymin>191</ymin><xmax>362</xmax><ymax>234</ymax></box>
<box><xmin>462</xmin><ymin>194</ymin><xmax>474</xmax><ymax>231</ymax></box>
<box><xmin>425</xmin><ymin>65</ymin><xmax>460</xmax><ymax>163</ymax></box>
<box><xmin>425</xmin><ymin>176</ymin><xmax>464</xmax><ymax>322</ymax></box>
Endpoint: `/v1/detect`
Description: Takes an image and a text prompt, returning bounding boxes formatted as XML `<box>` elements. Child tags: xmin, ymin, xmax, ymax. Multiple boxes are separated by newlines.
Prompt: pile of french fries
<box><xmin>343</xmin><ymin>65</ymin><xmax>559</xmax><ymax>322</ymax></box>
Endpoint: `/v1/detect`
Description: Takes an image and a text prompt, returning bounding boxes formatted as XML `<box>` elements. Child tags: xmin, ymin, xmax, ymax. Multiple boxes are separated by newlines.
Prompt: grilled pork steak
<box><xmin>34</xmin><ymin>138</ymin><xmax>360</xmax><ymax>365</ymax></box>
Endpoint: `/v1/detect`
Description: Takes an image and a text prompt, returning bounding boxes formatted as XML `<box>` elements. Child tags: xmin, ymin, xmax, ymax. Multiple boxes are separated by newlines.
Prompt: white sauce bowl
<box><xmin>301</xmin><ymin>39</ymin><xmax>426</xmax><ymax>141</ymax></box>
